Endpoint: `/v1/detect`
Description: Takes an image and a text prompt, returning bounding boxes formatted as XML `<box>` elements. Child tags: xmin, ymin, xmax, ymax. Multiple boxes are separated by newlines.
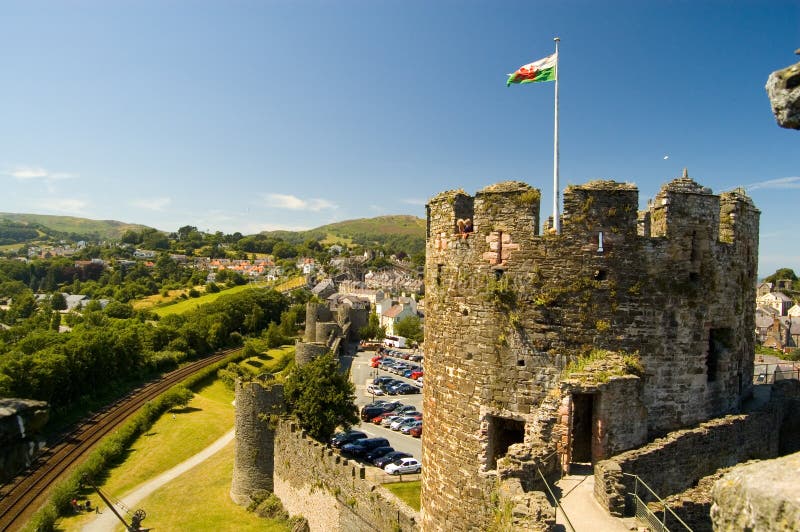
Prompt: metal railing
<box><xmin>536</xmin><ymin>466</ymin><xmax>575</xmax><ymax>532</ymax></box>
<box><xmin>623</xmin><ymin>473</ymin><xmax>692</xmax><ymax>532</ymax></box>
<box><xmin>753</xmin><ymin>363</ymin><xmax>800</xmax><ymax>384</ymax></box>
<box><xmin>530</xmin><ymin>451</ymin><xmax>575</xmax><ymax>532</ymax></box>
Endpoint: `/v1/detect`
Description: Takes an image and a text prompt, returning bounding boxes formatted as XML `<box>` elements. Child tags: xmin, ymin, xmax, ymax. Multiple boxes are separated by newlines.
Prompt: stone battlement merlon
<box><xmin>426</xmin><ymin>175</ymin><xmax>759</xmax><ymax>252</ymax></box>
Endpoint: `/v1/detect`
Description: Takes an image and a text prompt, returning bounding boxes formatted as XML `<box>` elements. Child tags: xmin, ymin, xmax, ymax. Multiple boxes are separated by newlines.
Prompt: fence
<box><xmin>623</xmin><ymin>473</ymin><xmax>691</xmax><ymax>532</ymax></box>
<box><xmin>753</xmin><ymin>363</ymin><xmax>800</xmax><ymax>385</ymax></box>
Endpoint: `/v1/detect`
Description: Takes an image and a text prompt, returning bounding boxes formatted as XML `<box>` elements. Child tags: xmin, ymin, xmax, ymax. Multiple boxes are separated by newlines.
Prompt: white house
<box><xmin>757</xmin><ymin>291</ymin><xmax>794</xmax><ymax>316</ymax></box>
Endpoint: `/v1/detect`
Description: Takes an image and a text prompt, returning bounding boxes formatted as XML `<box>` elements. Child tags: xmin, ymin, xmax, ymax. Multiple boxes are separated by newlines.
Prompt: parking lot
<box><xmin>347</xmin><ymin>347</ymin><xmax>422</xmax><ymax>462</ymax></box>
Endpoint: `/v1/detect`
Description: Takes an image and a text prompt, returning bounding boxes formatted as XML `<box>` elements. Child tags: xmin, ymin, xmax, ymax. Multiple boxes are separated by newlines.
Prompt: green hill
<box><xmin>261</xmin><ymin>215</ymin><xmax>426</xmax><ymax>254</ymax></box>
<box><xmin>0</xmin><ymin>212</ymin><xmax>152</xmax><ymax>243</ymax></box>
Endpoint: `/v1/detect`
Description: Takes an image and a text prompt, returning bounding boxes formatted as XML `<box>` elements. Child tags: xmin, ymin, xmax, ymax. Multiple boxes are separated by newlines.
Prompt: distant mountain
<box><xmin>0</xmin><ymin>212</ymin><xmax>152</xmax><ymax>243</ymax></box>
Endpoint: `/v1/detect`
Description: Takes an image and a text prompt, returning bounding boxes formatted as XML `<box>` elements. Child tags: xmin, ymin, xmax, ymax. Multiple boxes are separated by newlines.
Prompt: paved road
<box><xmin>349</xmin><ymin>348</ymin><xmax>422</xmax><ymax>460</ymax></box>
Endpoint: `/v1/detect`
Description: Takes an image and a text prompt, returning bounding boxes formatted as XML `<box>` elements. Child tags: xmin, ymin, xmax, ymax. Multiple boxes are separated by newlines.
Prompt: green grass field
<box><xmin>383</xmin><ymin>480</ymin><xmax>421</xmax><ymax>511</ymax></box>
<box><xmin>151</xmin><ymin>283</ymin><xmax>267</xmax><ymax>317</ymax></box>
<box><xmin>55</xmin><ymin>347</ymin><xmax>295</xmax><ymax>531</ymax></box>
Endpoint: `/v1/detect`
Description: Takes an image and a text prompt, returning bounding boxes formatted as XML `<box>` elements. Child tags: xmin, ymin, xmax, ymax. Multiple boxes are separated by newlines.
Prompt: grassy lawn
<box><xmin>239</xmin><ymin>345</ymin><xmax>295</xmax><ymax>376</ymax></box>
<box><xmin>134</xmin><ymin>441</ymin><xmax>289</xmax><ymax>532</ymax></box>
<box><xmin>273</xmin><ymin>276</ymin><xmax>306</xmax><ymax>293</ymax></box>
<box><xmin>55</xmin><ymin>347</ymin><xmax>295</xmax><ymax>531</ymax></box>
<box><xmin>383</xmin><ymin>480</ymin><xmax>421</xmax><ymax>511</ymax></box>
<box><xmin>56</xmin><ymin>380</ymin><xmax>235</xmax><ymax>531</ymax></box>
<box><xmin>151</xmin><ymin>283</ymin><xmax>267</xmax><ymax>317</ymax></box>
<box><xmin>131</xmin><ymin>288</ymin><xmax>196</xmax><ymax>310</ymax></box>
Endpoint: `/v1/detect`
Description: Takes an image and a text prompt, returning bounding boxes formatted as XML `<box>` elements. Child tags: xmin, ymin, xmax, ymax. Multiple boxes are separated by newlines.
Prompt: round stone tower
<box><xmin>230</xmin><ymin>379</ymin><xmax>283</xmax><ymax>506</ymax></box>
<box><xmin>421</xmin><ymin>176</ymin><xmax>759</xmax><ymax>531</ymax></box>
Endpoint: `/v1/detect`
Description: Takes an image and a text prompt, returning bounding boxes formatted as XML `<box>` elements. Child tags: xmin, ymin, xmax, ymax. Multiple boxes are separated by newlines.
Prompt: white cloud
<box><xmin>5</xmin><ymin>165</ymin><xmax>76</xmax><ymax>181</ymax></box>
<box><xmin>130</xmin><ymin>197</ymin><xmax>172</xmax><ymax>211</ymax></box>
<box><xmin>34</xmin><ymin>197</ymin><xmax>88</xmax><ymax>215</ymax></box>
<box><xmin>263</xmin><ymin>193</ymin><xmax>337</xmax><ymax>211</ymax></box>
<box><xmin>745</xmin><ymin>176</ymin><xmax>800</xmax><ymax>191</ymax></box>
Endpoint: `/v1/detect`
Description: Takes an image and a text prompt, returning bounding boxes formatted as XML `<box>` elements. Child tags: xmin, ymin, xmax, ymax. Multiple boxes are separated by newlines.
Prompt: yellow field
<box><xmin>150</xmin><ymin>283</ymin><xmax>267</xmax><ymax>317</ymax></box>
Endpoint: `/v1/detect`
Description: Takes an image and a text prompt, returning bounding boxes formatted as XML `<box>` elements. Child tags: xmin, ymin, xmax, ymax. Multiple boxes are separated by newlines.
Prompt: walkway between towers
<box><xmin>553</xmin><ymin>464</ymin><xmax>635</xmax><ymax>532</ymax></box>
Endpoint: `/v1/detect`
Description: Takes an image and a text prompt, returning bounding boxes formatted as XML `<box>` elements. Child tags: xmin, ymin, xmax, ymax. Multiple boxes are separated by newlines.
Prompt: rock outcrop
<box><xmin>766</xmin><ymin>51</ymin><xmax>800</xmax><ymax>130</ymax></box>
<box><xmin>711</xmin><ymin>452</ymin><xmax>800</xmax><ymax>531</ymax></box>
<box><xmin>0</xmin><ymin>398</ymin><xmax>49</xmax><ymax>482</ymax></box>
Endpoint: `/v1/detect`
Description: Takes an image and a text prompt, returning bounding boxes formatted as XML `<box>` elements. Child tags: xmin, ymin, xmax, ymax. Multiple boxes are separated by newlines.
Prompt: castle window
<box><xmin>485</xmin><ymin>415</ymin><xmax>525</xmax><ymax>470</ymax></box>
<box><xmin>597</xmin><ymin>231</ymin><xmax>604</xmax><ymax>253</ymax></box>
<box><xmin>593</xmin><ymin>269</ymin><xmax>607</xmax><ymax>281</ymax></box>
<box><xmin>436</xmin><ymin>264</ymin><xmax>443</xmax><ymax>286</ymax></box>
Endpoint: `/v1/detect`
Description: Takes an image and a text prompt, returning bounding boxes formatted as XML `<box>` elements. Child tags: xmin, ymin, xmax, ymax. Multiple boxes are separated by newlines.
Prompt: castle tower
<box><xmin>421</xmin><ymin>176</ymin><xmax>759</xmax><ymax>531</ymax></box>
<box><xmin>230</xmin><ymin>380</ymin><xmax>283</xmax><ymax>506</ymax></box>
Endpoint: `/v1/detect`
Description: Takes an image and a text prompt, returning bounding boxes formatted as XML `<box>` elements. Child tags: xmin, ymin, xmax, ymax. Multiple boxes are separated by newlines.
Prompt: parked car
<box><xmin>393</xmin><ymin>383</ymin><xmax>420</xmax><ymax>395</ymax></box>
<box><xmin>409</xmin><ymin>426</ymin><xmax>422</xmax><ymax>438</ymax></box>
<box><xmin>330</xmin><ymin>430</ymin><xmax>367</xmax><ymax>448</ymax></box>
<box><xmin>390</xmin><ymin>416</ymin><xmax>419</xmax><ymax>431</ymax></box>
<box><xmin>366</xmin><ymin>384</ymin><xmax>385</xmax><ymax>396</ymax></box>
<box><xmin>341</xmin><ymin>437</ymin><xmax>391</xmax><ymax>458</ymax></box>
<box><xmin>361</xmin><ymin>405</ymin><xmax>386</xmax><ymax>421</ymax></box>
<box><xmin>371</xmin><ymin>411</ymin><xmax>396</xmax><ymax>424</ymax></box>
<box><xmin>400</xmin><ymin>420</ymin><xmax>423</xmax><ymax>434</ymax></box>
<box><xmin>373</xmin><ymin>376</ymin><xmax>394</xmax><ymax>386</ymax></box>
<box><xmin>364</xmin><ymin>446</ymin><xmax>394</xmax><ymax>462</ymax></box>
<box><xmin>382</xmin><ymin>415</ymin><xmax>405</xmax><ymax>427</ymax></box>
<box><xmin>410</xmin><ymin>370</ymin><xmax>424</xmax><ymax>380</ymax></box>
<box><xmin>385</xmin><ymin>457</ymin><xmax>422</xmax><ymax>475</ymax></box>
<box><xmin>379</xmin><ymin>401</ymin><xmax>403</xmax><ymax>412</ymax></box>
<box><xmin>373</xmin><ymin>451</ymin><xmax>412</xmax><ymax>468</ymax></box>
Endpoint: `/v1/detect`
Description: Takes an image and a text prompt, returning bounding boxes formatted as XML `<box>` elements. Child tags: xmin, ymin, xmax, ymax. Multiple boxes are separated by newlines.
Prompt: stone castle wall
<box><xmin>273</xmin><ymin>421</ymin><xmax>419</xmax><ymax>532</ymax></box>
<box><xmin>421</xmin><ymin>176</ymin><xmax>759</xmax><ymax>531</ymax></box>
<box><xmin>231</xmin><ymin>380</ymin><xmax>418</xmax><ymax>531</ymax></box>
<box><xmin>593</xmin><ymin>408</ymin><xmax>781</xmax><ymax>516</ymax></box>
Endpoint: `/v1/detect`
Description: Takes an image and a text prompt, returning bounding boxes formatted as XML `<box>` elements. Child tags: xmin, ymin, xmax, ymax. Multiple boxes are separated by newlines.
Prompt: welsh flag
<box><xmin>507</xmin><ymin>53</ymin><xmax>557</xmax><ymax>87</ymax></box>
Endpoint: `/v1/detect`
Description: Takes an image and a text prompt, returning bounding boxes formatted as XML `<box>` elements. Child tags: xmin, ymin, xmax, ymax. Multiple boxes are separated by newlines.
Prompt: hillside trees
<box><xmin>0</xmin><ymin>288</ymin><xmax>289</xmax><ymax>412</ymax></box>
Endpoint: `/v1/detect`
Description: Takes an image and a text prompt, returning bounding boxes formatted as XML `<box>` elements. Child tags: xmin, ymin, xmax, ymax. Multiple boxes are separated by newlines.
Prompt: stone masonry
<box><xmin>230</xmin><ymin>379</ymin><xmax>419</xmax><ymax>531</ymax></box>
<box><xmin>422</xmin><ymin>174</ymin><xmax>759</xmax><ymax>531</ymax></box>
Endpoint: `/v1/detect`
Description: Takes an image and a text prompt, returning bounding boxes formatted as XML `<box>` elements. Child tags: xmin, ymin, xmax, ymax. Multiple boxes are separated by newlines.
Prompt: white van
<box><xmin>383</xmin><ymin>335</ymin><xmax>407</xmax><ymax>348</ymax></box>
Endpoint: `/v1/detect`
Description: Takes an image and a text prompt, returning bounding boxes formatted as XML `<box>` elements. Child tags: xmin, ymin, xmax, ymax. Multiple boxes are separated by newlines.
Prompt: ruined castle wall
<box><xmin>422</xmin><ymin>177</ymin><xmax>759</xmax><ymax>531</ymax></box>
<box><xmin>316</xmin><ymin>322</ymin><xmax>342</xmax><ymax>344</ymax></box>
<box><xmin>273</xmin><ymin>420</ymin><xmax>419</xmax><ymax>532</ymax></box>
<box><xmin>593</xmin><ymin>407</ymin><xmax>782</xmax><ymax>515</ymax></box>
<box><xmin>294</xmin><ymin>341</ymin><xmax>329</xmax><ymax>366</ymax></box>
<box><xmin>230</xmin><ymin>381</ymin><xmax>283</xmax><ymax>506</ymax></box>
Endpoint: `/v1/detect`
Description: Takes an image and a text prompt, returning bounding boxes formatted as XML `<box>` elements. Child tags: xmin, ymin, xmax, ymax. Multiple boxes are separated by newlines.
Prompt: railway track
<box><xmin>0</xmin><ymin>349</ymin><xmax>236</xmax><ymax>531</ymax></box>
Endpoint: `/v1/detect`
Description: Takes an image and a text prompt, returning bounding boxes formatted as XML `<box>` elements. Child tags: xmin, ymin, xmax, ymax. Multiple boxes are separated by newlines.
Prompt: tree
<box><xmin>50</xmin><ymin>292</ymin><xmax>67</xmax><ymax>311</ymax></box>
<box><xmin>764</xmin><ymin>268</ymin><xmax>798</xmax><ymax>283</ymax></box>
<box><xmin>395</xmin><ymin>315</ymin><xmax>423</xmax><ymax>344</ymax></box>
<box><xmin>358</xmin><ymin>311</ymin><xmax>385</xmax><ymax>341</ymax></box>
<box><xmin>283</xmin><ymin>351</ymin><xmax>358</xmax><ymax>441</ymax></box>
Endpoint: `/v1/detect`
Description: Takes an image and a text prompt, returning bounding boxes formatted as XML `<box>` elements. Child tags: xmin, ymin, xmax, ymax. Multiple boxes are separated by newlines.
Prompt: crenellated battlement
<box><xmin>421</xmin><ymin>171</ymin><xmax>760</xmax><ymax>531</ymax></box>
<box><xmin>427</xmin><ymin>173</ymin><xmax>758</xmax><ymax>259</ymax></box>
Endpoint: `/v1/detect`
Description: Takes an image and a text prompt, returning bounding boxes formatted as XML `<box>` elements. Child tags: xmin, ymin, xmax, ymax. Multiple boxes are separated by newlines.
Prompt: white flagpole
<box><xmin>553</xmin><ymin>37</ymin><xmax>560</xmax><ymax>234</ymax></box>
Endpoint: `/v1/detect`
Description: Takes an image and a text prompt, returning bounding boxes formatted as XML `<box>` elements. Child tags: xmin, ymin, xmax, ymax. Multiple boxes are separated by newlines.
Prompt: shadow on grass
<box><xmin>171</xmin><ymin>406</ymin><xmax>202</xmax><ymax>414</ymax></box>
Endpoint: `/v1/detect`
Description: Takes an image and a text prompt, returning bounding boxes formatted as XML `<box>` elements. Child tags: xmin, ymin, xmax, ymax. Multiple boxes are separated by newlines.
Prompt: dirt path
<box><xmin>81</xmin><ymin>428</ymin><xmax>235</xmax><ymax>531</ymax></box>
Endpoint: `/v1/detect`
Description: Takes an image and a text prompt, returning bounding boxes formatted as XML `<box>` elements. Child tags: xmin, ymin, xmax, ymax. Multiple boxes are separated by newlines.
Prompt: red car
<box><xmin>410</xmin><ymin>426</ymin><xmax>422</xmax><ymax>438</ymax></box>
<box><xmin>410</xmin><ymin>370</ymin><xmax>424</xmax><ymax>380</ymax></box>
<box><xmin>371</xmin><ymin>412</ymin><xmax>395</xmax><ymax>424</ymax></box>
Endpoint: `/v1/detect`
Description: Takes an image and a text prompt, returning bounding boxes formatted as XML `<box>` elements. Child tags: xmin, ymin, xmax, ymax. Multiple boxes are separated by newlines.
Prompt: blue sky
<box><xmin>1</xmin><ymin>0</ymin><xmax>798</xmax><ymax>275</ymax></box>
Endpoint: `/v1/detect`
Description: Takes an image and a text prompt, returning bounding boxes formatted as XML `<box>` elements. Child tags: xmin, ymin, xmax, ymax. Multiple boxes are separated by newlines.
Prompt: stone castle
<box><xmin>421</xmin><ymin>173</ymin><xmax>760</xmax><ymax>530</ymax></box>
